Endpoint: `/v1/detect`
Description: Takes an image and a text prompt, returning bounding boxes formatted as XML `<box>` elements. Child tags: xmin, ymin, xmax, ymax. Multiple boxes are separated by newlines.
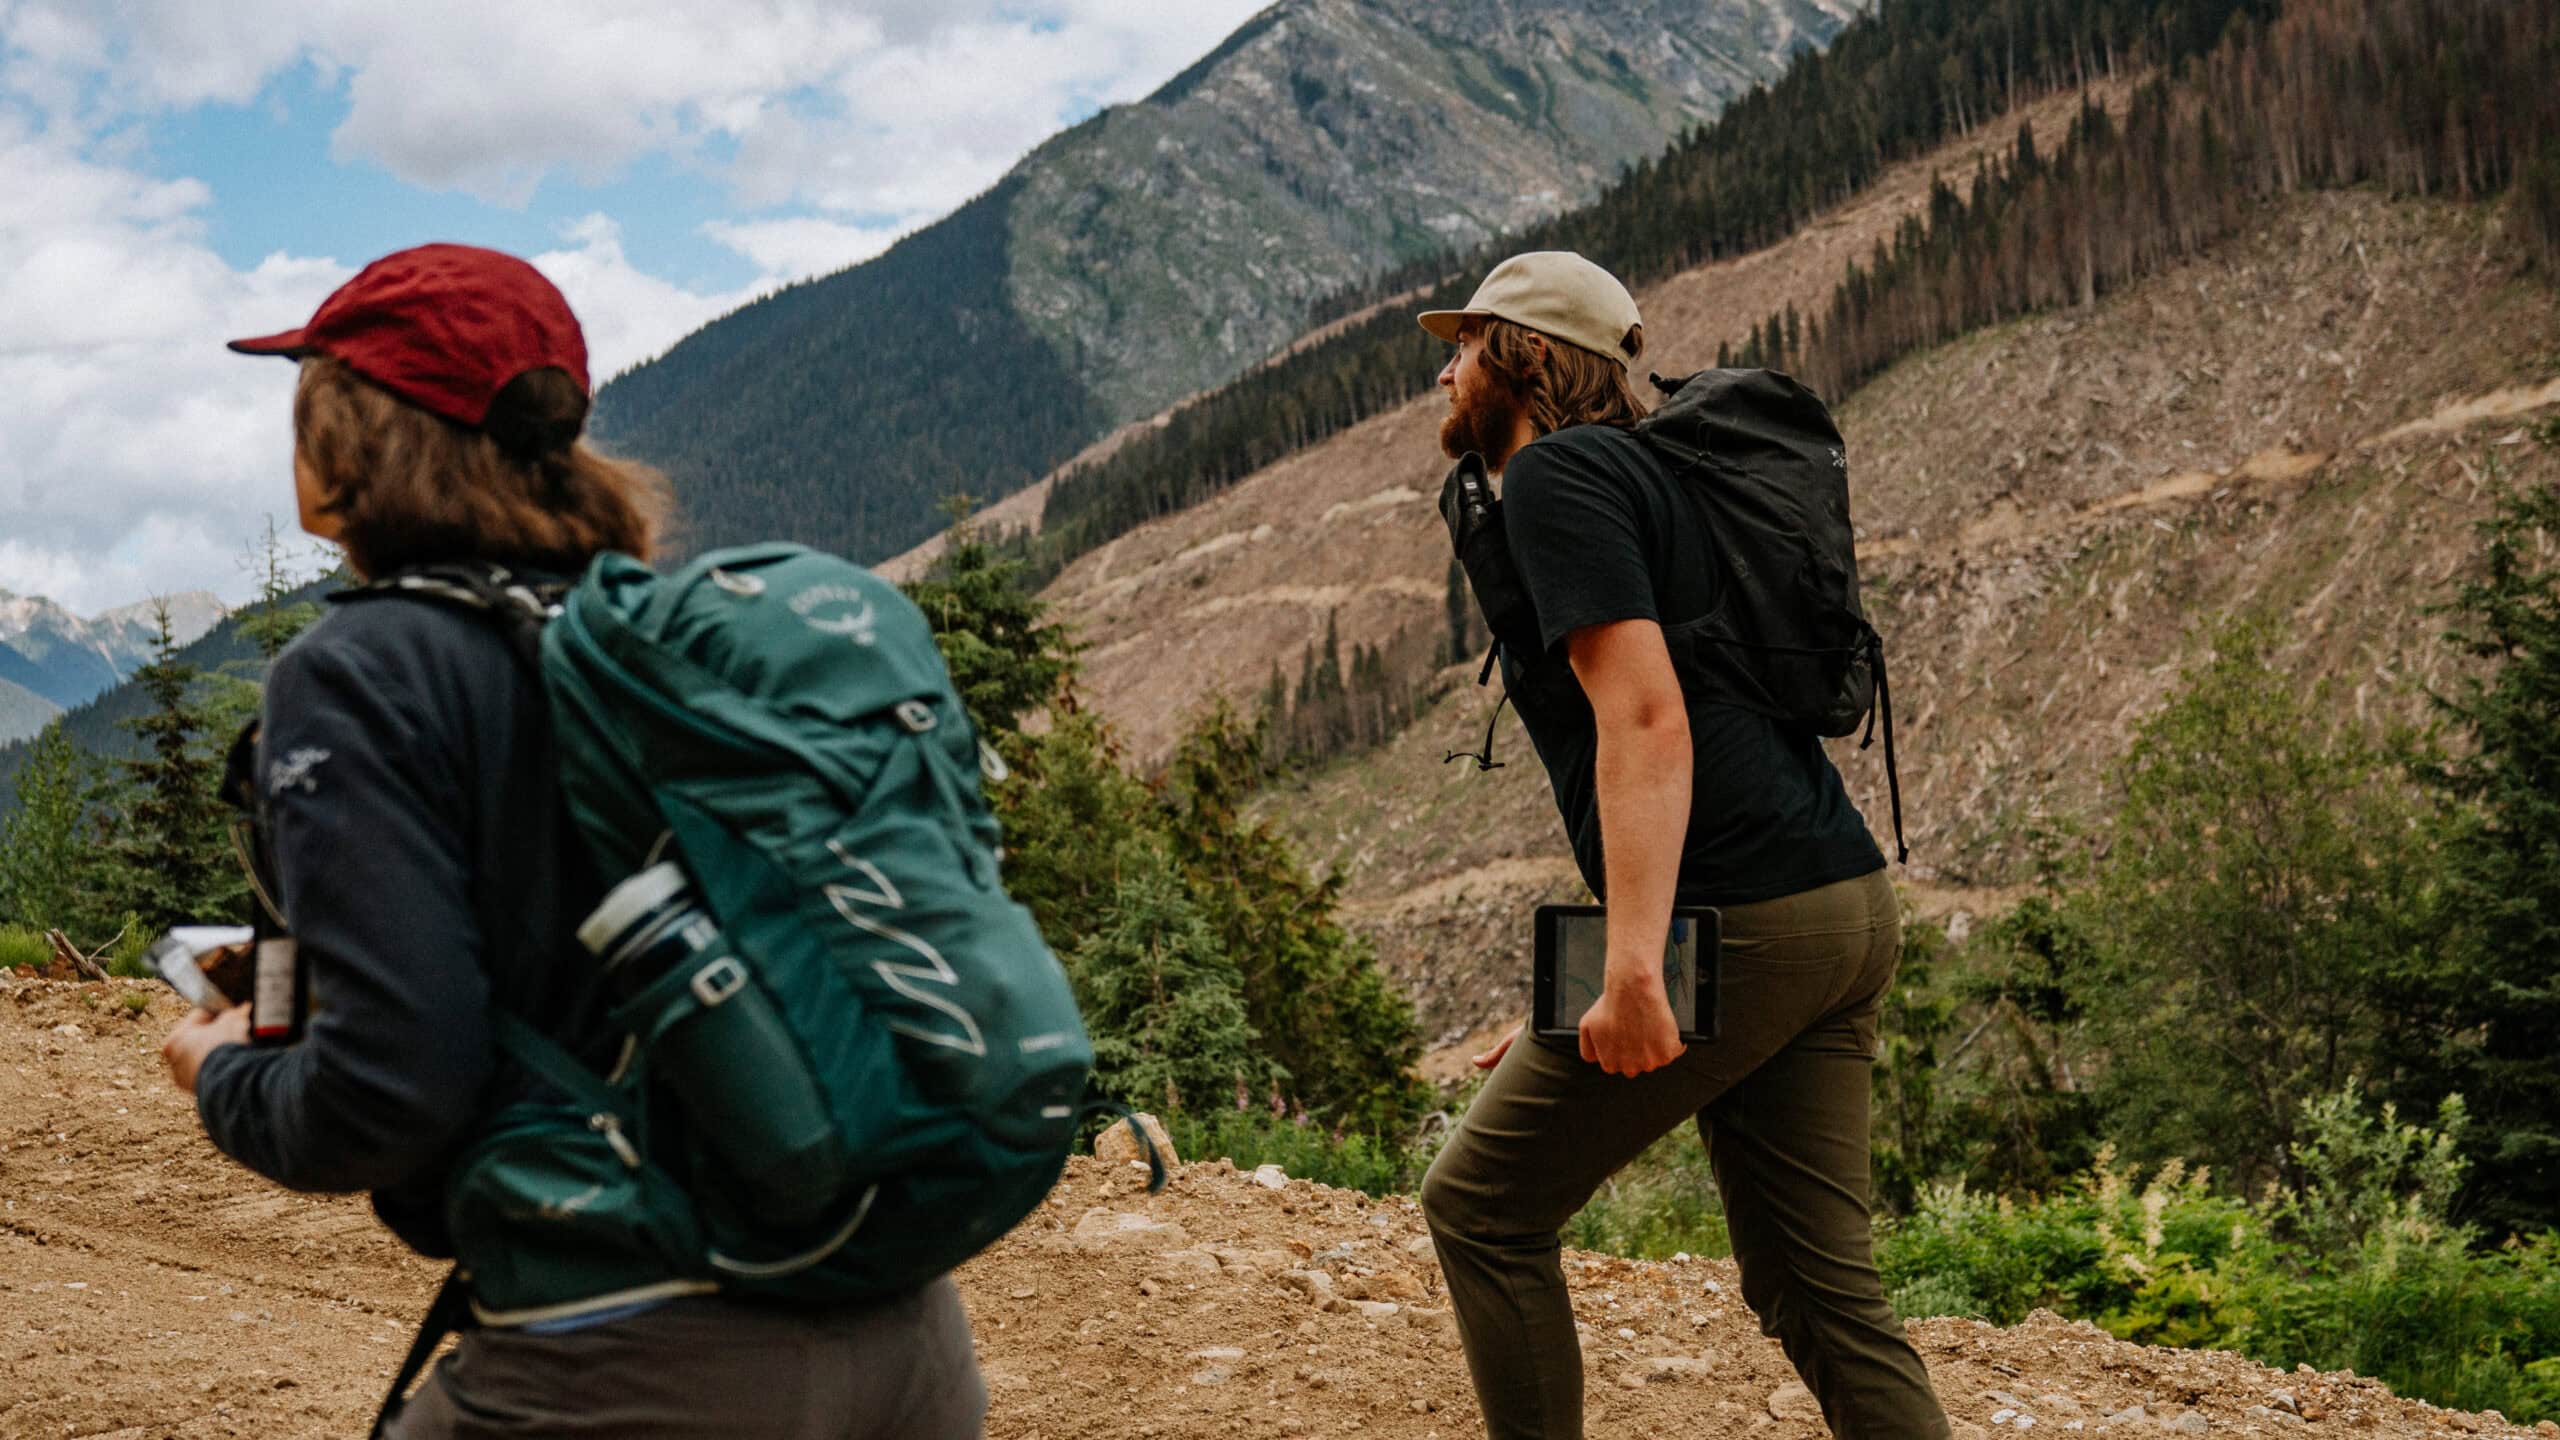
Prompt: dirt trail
<box><xmin>3</xmin><ymin>977</ymin><xmax>2544</xmax><ymax>1440</ymax></box>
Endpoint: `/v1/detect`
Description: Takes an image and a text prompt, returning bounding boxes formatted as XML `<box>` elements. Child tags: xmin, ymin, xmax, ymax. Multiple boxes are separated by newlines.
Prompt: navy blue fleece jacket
<box><xmin>193</xmin><ymin>595</ymin><xmax>612</xmax><ymax>1255</ymax></box>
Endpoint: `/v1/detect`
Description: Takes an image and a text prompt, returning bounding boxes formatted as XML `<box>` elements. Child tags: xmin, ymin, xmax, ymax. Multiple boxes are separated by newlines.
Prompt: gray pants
<box><xmin>386</xmin><ymin>1279</ymin><xmax>986</xmax><ymax>1440</ymax></box>
<box><xmin>1422</xmin><ymin>869</ymin><xmax>1949</xmax><ymax>1440</ymax></box>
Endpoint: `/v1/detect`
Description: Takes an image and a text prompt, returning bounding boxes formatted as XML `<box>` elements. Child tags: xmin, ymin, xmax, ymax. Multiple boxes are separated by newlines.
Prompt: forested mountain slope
<box><xmin>1024</xmin><ymin>84</ymin><xmax>2121</xmax><ymax>766</ymax></box>
<box><xmin>593</xmin><ymin>0</ymin><xmax>1858</xmax><ymax>567</ymax></box>
<box><xmin>1017</xmin><ymin>0</ymin><xmax>2284</xmax><ymax>580</ymax></box>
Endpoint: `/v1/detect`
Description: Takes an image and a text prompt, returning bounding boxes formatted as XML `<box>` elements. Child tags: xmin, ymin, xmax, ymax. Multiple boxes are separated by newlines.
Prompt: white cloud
<box><xmin>0</xmin><ymin>110</ymin><xmax>346</xmax><ymax>615</ymax></box>
<box><xmin>701</xmin><ymin>215</ymin><xmax>907</xmax><ymax>281</ymax></box>
<box><xmin>3</xmin><ymin>1</ymin><xmax>1269</xmax><ymax>209</ymax></box>
<box><xmin>533</xmin><ymin>215</ymin><xmax>765</xmax><ymax>382</ymax></box>
<box><xmin>0</xmin><ymin>0</ymin><xmax>1277</xmax><ymax>612</ymax></box>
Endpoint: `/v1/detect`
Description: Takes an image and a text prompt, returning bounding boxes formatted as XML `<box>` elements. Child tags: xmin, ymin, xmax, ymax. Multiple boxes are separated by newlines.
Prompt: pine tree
<box><xmin>0</xmin><ymin>724</ymin><xmax>97</xmax><ymax>932</ymax></box>
<box><xmin>2429</xmin><ymin>474</ymin><xmax>2560</xmax><ymax>1236</ymax></box>
<box><xmin>238</xmin><ymin>517</ymin><xmax>325</xmax><ymax>661</ymax></box>
<box><xmin>1068</xmin><ymin>843</ymin><xmax>1277</xmax><ymax>1116</ymax></box>
<box><xmin>104</xmin><ymin>600</ymin><xmax>236</xmax><ymax>932</ymax></box>
<box><xmin>208</xmin><ymin>518</ymin><xmax>330</xmax><ymax>741</ymax></box>
<box><xmin>1161</xmin><ymin>705</ymin><xmax>1426</xmax><ymax>1131</ymax></box>
<box><xmin>902</xmin><ymin>498</ymin><xmax>1077</xmax><ymax>743</ymax></box>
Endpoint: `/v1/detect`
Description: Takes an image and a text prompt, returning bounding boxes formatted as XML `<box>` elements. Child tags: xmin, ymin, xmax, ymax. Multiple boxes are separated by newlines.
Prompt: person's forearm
<box><xmin>1595</xmin><ymin>716</ymin><xmax>1690</xmax><ymax>993</ymax></box>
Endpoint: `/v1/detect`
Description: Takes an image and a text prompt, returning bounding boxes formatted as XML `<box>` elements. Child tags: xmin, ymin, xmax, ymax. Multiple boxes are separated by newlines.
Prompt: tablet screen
<box><xmin>1551</xmin><ymin>912</ymin><xmax>1702</xmax><ymax>1034</ymax></box>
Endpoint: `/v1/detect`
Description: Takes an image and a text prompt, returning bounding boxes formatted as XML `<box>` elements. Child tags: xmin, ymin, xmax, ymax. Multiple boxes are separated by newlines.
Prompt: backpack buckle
<box><xmin>690</xmin><ymin>956</ymin><xmax>748</xmax><ymax>1008</ymax></box>
<box><xmin>895</xmin><ymin>700</ymin><xmax>938</xmax><ymax>734</ymax></box>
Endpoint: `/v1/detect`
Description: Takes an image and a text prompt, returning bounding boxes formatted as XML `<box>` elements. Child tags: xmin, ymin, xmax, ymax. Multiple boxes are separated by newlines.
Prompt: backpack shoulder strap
<box><xmin>369</xmin><ymin>1267</ymin><xmax>473</xmax><ymax>1439</ymax></box>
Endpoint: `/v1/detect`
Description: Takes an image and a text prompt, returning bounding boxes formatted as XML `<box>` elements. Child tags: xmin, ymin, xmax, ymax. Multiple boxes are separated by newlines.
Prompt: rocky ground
<box><xmin>4</xmin><ymin>976</ymin><xmax>2548</xmax><ymax>1440</ymax></box>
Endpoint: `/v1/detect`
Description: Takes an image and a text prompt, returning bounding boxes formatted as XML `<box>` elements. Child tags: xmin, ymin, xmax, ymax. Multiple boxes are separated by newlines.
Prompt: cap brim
<box><xmin>1416</xmin><ymin>310</ymin><xmax>1474</xmax><ymax>344</ymax></box>
<box><xmin>226</xmin><ymin>328</ymin><xmax>314</xmax><ymax>358</ymax></box>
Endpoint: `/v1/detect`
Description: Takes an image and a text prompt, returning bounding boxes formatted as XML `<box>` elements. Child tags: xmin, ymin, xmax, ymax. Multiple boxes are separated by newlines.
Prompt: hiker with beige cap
<box><xmin>1417</xmin><ymin>251</ymin><xmax>1950</xmax><ymax>1440</ymax></box>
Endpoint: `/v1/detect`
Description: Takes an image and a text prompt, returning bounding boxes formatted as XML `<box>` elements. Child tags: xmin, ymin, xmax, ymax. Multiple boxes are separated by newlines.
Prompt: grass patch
<box><xmin>1162</xmin><ymin>1108</ymin><xmax>1440</xmax><ymax>1198</ymax></box>
<box><xmin>0</xmin><ymin>925</ymin><xmax>50</xmax><ymax>972</ymax></box>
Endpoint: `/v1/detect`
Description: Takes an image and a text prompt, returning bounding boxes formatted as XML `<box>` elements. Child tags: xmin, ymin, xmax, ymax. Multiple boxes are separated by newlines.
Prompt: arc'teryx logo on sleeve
<box><xmin>267</xmin><ymin>747</ymin><xmax>332</xmax><ymax>797</ymax></box>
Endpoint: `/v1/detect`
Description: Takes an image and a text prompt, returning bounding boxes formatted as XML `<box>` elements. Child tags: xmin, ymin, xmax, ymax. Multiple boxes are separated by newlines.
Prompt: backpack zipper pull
<box><xmin>589</xmin><ymin>1112</ymin><xmax>642</xmax><ymax>1169</ymax></box>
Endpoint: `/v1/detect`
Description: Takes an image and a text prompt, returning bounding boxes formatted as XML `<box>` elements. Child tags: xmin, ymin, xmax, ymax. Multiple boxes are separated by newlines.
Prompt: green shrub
<box><xmin>1872</xmin><ymin>1087</ymin><xmax>2560</xmax><ymax>1423</ymax></box>
<box><xmin>103</xmin><ymin>915</ymin><xmax>152</xmax><ymax>979</ymax></box>
<box><xmin>1163</xmin><ymin>1107</ymin><xmax>1435</xmax><ymax>1197</ymax></box>
<box><xmin>1563</xmin><ymin>1128</ymin><xmax>1732</xmax><ymax>1261</ymax></box>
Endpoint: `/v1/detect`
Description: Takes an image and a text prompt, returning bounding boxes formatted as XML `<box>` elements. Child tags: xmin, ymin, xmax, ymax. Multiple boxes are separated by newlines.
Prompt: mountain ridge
<box><xmin>0</xmin><ymin>589</ymin><xmax>225</xmax><ymax>741</ymax></box>
<box><xmin>592</xmin><ymin>0</ymin><xmax>1861</xmax><ymax>568</ymax></box>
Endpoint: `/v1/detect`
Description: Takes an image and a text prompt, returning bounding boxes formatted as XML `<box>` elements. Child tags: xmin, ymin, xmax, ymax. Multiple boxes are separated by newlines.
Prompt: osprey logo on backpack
<box><xmin>788</xmin><ymin>582</ymin><xmax>881</xmax><ymax>644</ymax></box>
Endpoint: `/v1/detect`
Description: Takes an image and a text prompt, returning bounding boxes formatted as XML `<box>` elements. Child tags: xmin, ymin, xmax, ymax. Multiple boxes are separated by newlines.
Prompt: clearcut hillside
<box><xmin>931</xmin><ymin>78</ymin><xmax>2558</xmax><ymax>1059</ymax></box>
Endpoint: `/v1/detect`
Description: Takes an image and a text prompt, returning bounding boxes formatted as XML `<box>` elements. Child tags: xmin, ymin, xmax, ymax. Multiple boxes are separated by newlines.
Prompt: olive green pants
<box><xmin>1421</xmin><ymin>869</ymin><xmax>1949</xmax><ymax>1440</ymax></box>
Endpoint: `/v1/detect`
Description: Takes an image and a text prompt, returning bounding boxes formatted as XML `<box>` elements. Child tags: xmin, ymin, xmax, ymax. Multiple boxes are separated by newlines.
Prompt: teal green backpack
<box><xmin>365</xmin><ymin>545</ymin><xmax>1138</xmax><ymax>1434</ymax></box>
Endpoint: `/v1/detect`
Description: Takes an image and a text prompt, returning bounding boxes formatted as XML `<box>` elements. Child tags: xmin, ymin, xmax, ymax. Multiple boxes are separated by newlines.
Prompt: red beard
<box><xmin>1439</xmin><ymin>375</ymin><xmax>1527</xmax><ymax>465</ymax></box>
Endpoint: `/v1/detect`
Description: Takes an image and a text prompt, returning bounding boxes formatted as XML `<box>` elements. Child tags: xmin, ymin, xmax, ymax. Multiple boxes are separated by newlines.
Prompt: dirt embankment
<box><xmin>4</xmin><ymin>977</ymin><xmax>2549</xmax><ymax>1440</ymax></box>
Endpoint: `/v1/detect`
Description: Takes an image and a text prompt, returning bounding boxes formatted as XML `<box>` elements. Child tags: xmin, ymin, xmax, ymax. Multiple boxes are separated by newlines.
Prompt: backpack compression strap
<box><xmin>1857</xmin><ymin>636</ymin><xmax>1909</xmax><ymax>865</ymax></box>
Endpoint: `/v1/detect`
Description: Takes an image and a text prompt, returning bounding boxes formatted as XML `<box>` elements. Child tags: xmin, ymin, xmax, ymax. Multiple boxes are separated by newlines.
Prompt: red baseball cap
<box><xmin>228</xmin><ymin>243</ymin><xmax>591</xmax><ymax>437</ymax></box>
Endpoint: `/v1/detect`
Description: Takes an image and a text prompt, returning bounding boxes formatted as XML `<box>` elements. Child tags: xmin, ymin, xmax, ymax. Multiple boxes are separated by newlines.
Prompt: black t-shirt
<box><xmin>1497</xmin><ymin>424</ymin><xmax>1883</xmax><ymax>906</ymax></box>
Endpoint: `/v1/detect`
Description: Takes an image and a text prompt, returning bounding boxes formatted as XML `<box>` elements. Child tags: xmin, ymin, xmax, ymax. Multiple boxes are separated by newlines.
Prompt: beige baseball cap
<box><xmin>1417</xmin><ymin>251</ymin><xmax>1643</xmax><ymax>366</ymax></box>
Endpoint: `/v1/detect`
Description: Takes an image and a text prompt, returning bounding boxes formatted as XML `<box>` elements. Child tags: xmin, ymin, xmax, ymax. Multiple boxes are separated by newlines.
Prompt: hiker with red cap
<box><xmin>160</xmin><ymin>244</ymin><xmax>989</xmax><ymax>1438</ymax></box>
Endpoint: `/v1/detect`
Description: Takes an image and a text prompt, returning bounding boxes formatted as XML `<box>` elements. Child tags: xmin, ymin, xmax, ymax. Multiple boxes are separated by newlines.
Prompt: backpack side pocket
<box><xmin>444</xmin><ymin>1101</ymin><xmax>711</xmax><ymax>1325</ymax></box>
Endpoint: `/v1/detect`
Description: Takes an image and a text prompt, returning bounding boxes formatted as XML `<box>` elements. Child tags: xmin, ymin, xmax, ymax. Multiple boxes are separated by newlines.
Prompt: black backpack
<box><xmin>1438</xmin><ymin>366</ymin><xmax>1906</xmax><ymax>862</ymax></box>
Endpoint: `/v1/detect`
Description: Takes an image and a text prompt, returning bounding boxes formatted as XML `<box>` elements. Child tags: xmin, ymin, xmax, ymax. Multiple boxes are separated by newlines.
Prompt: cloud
<box><xmin>534</xmin><ymin>215</ymin><xmax>765</xmax><ymax>381</ymax></box>
<box><xmin>700</xmin><ymin>215</ymin><xmax>908</xmax><ymax>281</ymax></box>
<box><xmin>4</xmin><ymin>1</ymin><xmax>1269</xmax><ymax>210</ymax></box>
<box><xmin>0</xmin><ymin>109</ymin><xmax>348</xmax><ymax>615</ymax></box>
<box><xmin>0</xmin><ymin>1</ymin><xmax>1278</xmax><ymax>612</ymax></box>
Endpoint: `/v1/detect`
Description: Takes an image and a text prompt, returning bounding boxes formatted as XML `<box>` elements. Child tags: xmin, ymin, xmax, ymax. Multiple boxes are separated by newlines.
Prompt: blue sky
<box><xmin>150</xmin><ymin>63</ymin><xmax>777</xmax><ymax>298</ymax></box>
<box><xmin>0</xmin><ymin>0</ymin><xmax>1268</xmax><ymax>614</ymax></box>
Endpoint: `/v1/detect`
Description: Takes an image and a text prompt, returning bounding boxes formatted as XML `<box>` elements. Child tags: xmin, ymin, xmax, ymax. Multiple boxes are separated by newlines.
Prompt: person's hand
<box><xmin>1471</xmin><ymin>1021</ymin><xmax>1523</xmax><ymax>1070</ymax></box>
<box><xmin>162</xmin><ymin>1006</ymin><xmax>251</xmax><ymax>1095</ymax></box>
<box><xmin>1578</xmin><ymin>977</ymin><xmax>1684</xmax><ymax>1077</ymax></box>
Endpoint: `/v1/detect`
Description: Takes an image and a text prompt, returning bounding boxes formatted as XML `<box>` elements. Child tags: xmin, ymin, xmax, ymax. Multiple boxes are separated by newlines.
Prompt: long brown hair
<box><xmin>294</xmin><ymin>356</ymin><xmax>671</xmax><ymax>576</ymax></box>
<box><xmin>1475</xmin><ymin>315</ymin><xmax>1651</xmax><ymax>436</ymax></box>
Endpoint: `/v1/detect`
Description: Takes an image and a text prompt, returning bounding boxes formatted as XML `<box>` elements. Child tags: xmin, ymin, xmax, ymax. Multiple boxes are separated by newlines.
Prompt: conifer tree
<box><xmin>0</xmin><ymin>724</ymin><xmax>97</xmax><ymax>932</ymax></box>
<box><xmin>238</xmin><ymin>517</ymin><xmax>325</xmax><ymax>662</ymax></box>
<box><xmin>903</xmin><ymin>498</ymin><xmax>1076</xmax><ymax>744</ymax></box>
<box><xmin>1161</xmin><ymin>705</ymin><xmax>1426</xmax><ymax>1131</ymax></box>
<box><xmin>1069</xmin><ymin>843</ymin><xmax>1278</xmax><ymax>1116</ymax></box>
<box><xmin>2429</xmin><ymin>475</ymin><xmax>2560</xmax><ymax>1236</ymax></box>
<box><xmin>105</xmin><ymin>601</ymin><xmax>236</xmax><ymax>932</ymax></box>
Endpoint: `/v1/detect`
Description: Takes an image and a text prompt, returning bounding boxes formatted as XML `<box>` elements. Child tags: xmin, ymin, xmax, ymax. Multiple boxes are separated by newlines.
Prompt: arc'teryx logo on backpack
<box><xmin>788</xmin><ymin>583</ymin><xmax>879</xmax><ymax>644</ymax></box>
<box><xmin>824</xmin><ymin>839</ymin><xmax>986</xmax><ymax>1057</ymax></box>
